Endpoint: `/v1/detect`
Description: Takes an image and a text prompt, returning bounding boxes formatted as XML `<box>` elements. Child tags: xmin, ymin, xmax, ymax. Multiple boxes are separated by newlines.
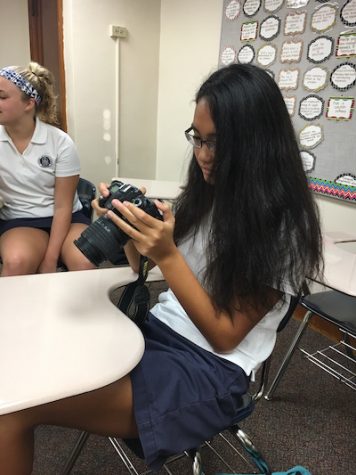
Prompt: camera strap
<box><xmin>117</xmin><ymin>255</ymin><xmax>150</xmax><ymax>327</ymax></box>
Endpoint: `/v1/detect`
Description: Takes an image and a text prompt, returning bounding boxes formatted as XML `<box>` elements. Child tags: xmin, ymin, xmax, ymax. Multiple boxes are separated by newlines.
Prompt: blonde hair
<box><xmin>13</xmin><ymin>62</ymin><xmax>58</xmax><ymax>125</ymax></box>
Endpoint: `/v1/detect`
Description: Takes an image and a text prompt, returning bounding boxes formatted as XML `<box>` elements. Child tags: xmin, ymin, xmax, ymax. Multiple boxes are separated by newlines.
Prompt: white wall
<box><xmin>316</xmin><ymin>195</ymin><xmax>356</xmax><ymax>234</ymax></box>
<box><xmin>0</xmin><ymin>0</ymin><xmax>30</xmax><ymax>67</ymax></box>
<box><xmin>1</xmin><ymin>0</ymin><xmax>355</xmax><ymax>235</ymax></box>
<box><xmin>63</xmin><ymin>0</ymin><xmax>161</xmax><ymax>185</ymax></box>
<box><xmin>156</xmin><ymin>0</ymin><xmax>222</xmax><ymax>182</ymax></box>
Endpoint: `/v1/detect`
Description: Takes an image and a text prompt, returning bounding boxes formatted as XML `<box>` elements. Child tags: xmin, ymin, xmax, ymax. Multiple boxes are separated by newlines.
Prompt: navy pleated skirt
<box><xmin>0</xmin><ymin>210</ymin><xmax>90</xmax><ymax>235</ymax></box>
<box><xmin>126</xmin><ymin>314</ymin><xmax>250</xmax><ymax>471</ymax></box>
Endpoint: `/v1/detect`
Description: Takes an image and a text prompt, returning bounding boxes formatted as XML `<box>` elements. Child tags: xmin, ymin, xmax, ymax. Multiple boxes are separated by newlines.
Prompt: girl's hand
<box><xmin>38</xmin><ymin>256</ymin><xmax>58</xmax><ymax>274</ymax></box>
<box><xmin>107</xmin><ymin>199</ymin><xmax>177</xmax><ymax>265</ymax></box>
<box><xmin>91</xmin><ymin>182</ymin><xmax>110</xmax><ymax>217</ymax></box>
<box><xmin>91</xmin><ymin>182</ymin><xmax>147</xmax><ymax>217</ymax></box>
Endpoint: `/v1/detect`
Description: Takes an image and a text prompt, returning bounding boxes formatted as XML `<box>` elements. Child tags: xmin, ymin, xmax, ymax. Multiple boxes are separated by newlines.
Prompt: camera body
<box><xmin>74</xmin><ymin>180</ymin><xmax>162</xmax><ymax>266</ymax></box>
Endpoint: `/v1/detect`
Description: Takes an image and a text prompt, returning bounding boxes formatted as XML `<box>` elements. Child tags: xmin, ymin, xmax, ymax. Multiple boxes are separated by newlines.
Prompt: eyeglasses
<box><xmin>184</xmin><ymin>127</ymin><xmax>216</xmax><ymax>152</ymax></box>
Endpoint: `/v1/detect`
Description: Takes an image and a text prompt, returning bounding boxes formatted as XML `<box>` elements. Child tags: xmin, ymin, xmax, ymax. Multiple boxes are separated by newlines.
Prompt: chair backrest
<box><xmin>252</xmin><ymin>292</ymin><xmax>301</xmax><ymax>402</ymax></box>
<box><xmin>277</xmin><ymin>293</ymin><xmax>301</xmax><ymax>333</ymax></box>
<box><xmin>77</xmin><ymin>177</ymin><xmax>96</xmax><ymax>221</ymax></box>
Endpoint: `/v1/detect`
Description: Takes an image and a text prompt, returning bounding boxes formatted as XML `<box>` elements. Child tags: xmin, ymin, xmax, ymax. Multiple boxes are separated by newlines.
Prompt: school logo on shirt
<box><xmin>38</xmin><ymin>155</ymin><xmax>52</xmax><ymax>168</ymax></box>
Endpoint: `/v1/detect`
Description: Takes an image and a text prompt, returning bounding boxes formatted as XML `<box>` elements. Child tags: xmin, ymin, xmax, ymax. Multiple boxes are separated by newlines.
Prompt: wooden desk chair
<box><xmin>265</xmin><ymin>289</ymin><xmax>356</xmax><ymax>400</ymax></box>
<box><xmin>62</xmin><ymin>290</ymin><xmax>300</xmax><ymax>475</ymax></box>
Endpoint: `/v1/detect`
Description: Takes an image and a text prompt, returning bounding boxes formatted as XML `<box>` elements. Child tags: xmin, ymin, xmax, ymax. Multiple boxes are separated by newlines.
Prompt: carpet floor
<box><xmin>31</xmin><ymin>282</ymin><xmax>355</xmax><ymax>475</ymax></box>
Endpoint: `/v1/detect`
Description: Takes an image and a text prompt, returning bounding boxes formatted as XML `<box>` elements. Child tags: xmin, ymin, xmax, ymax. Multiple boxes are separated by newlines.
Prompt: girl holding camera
<box><xmin>0</xmin><ymin>62</ymin><xmax>94</xmax><ymax>275</ymax></box>
<box><xmin>0</xmin><ymin>64</ymin><xmax>322</xmax><ymax>473</ymax></box>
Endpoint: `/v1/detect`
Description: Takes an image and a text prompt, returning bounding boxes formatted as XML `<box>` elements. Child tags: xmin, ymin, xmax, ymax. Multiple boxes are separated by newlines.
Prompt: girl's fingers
<box><xmin>98</xmin><ymin>182</ymin><xmax>111</xmax><ymax>197</ymax></box>
<box><xmin>107</xmin><ymin>200</ymin><xmax>149</xmax><ymax>240</ymax></box>
<box><xmin>91</xmin><ymin>198</ymin><xmax>107</xmax><ymax>216</ymax></box>
<box><xmin>111</xmin><ymin>200</ymin><xmax>141</xmax><ymax>226</ymax></box>
<box><xmin>107</xmin><ymin>210</ymin><xmax>140</xmax><ymax>240</ymax></box>
<box><xmin>93</xmin><ymin>183</ymin><xmax>149</xmax><ymax>219</ymax></box>
<box><xmin>92</xmin><ymin>182</ymin><xmax>111</xmax><ymax>216</ymax></box>
<box><xmin>112</xmin><ymin>199</ymin><xmax>163</xmax><ymax>229</ymax></box>
<box><xmin>154</xmin><ymin>200</ymin><xmax>174</xmax><ymax>223</ymax></box>
<box><xmin>107</xmin><ymin>197</ymin><xmax>175</xmax><ymax>261</ymax></box>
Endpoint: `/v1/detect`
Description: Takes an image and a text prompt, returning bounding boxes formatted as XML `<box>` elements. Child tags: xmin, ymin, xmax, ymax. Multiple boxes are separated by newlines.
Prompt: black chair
<box><xmin>265</xmin><ymin>289</ymin><xmax>356</xmax><ymax>400</ymax></box>
<box><xmin>61</xmin><ymin>292</ymin><xmax>300</xmax><ymax>475</ymax></box>
<box><xmin>76</xmin><ymin>177</ymin><xmax>96</xmax><ymax>220</ymax></box>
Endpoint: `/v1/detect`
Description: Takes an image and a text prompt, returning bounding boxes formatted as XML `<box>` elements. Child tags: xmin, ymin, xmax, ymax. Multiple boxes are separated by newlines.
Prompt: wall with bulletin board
<box><xmin>219</xmin><ymin>0</ymin><xmax>356</xmax><ymax>203</ymax></box>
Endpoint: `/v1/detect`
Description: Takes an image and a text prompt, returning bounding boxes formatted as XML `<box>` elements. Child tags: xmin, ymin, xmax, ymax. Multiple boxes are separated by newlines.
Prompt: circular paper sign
<box><xmin>243</xmin><ymin>0</ymin><xmax>261</xmax><ymax>17</ymax></box>
<box><xmin>311</xmin><ymin>5</ymin><xmax>337</xmax><ymax>33</ymax></box>
<box><xmin>237</xmin><ymin>45</ymin><xmax>255</xmax><ymax>63</ymax></box>
<box><xmin>287</xmin><ymin>0</ymin><xmax>310</xmax><ymax>7</ymax></box>
<box><xmin>299</xmin><ymin>124</ymin><xmax>323</xmax><ymax>149</ymax></box>
<box><xmin>264</xmin><ymin>0</ymin><xmax>284</xmax><ymax>13</ymax></box>
<box><xmin>303</xmin><ymin>66</ymin><xmax>328</xmax><ymax>92</ymax></box>
<box><xmin>300</xmin><ymin>150</ymin><xmax>316</xmax><ymax>172</ymax></box>
<box><xmin>307</xmin><ymin>36</ymin><xmax>334</xmax><ymax>63</ymax></box>
<box><xmin>225</xmin><ymin>0</ymin><xmax>241</xmax><ymax>20</ymax></box>
<box><xmin>260</xmin><ymin>15</ymin><xmax>281</xmax><ymax>41</ymax></box>
<box><xmin>257</xmin><ymin>44</ymin><xmax>277</xmax><ymax>66</ymax></box>
<box><xmin>340</xmin><ymin>0</ymin><xmax>356</xmax><ymax>27</ymax></box>
<box><xmin>330</xmin><ymin>63</ymin><xmax>356</xmax><ymax>91</ymax></box>
<box><xmin>299</xmin><ymin>95</ymin><xmax>324</xmax><ymax>120</ymax></box>
<box><xmin>221</xmin><ymin>47</ymin><xmax>237</xmax><ymax>65</ymax></box>
<box><xmin>335</xmin><ymin>174</ymin><xmax>356</xmax><ymax>186</ymax></box>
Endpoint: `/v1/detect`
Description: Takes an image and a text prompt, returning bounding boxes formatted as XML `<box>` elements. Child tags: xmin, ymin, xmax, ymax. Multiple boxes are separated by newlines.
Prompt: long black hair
<box><xmin>174</xmin><ymin>64</ymin><xmax>323</xmax><ymax>313</ymax></box>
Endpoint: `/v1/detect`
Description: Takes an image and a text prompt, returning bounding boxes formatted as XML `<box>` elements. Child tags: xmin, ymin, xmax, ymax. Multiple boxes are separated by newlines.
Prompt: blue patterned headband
<box><xmin>0</xmin><ymin>67</ymin><xmax>42</xmax><ymax>105</ymax></box>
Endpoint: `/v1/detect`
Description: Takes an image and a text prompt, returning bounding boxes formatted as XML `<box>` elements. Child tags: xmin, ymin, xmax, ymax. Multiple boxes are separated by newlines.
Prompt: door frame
<box><xmin>27</xmin><ymin>0</ymin><xmax>67</xmax><ymax>131</ymax></box>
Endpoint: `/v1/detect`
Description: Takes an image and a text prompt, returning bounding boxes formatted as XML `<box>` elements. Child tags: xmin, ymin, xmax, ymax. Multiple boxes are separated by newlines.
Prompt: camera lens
<box><xmin>74</xmin><ymin>215</ymin><xmax>129</xmax><ymax>266</ymax></box>
<box><xmin>74</xmin><ymin>181</ymin><xmax>163</xmax><ymax>267</ymax></box>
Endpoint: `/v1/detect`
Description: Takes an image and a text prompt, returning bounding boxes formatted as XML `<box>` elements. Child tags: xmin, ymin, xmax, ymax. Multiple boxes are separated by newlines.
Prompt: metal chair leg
<box><xmin>264</xmin><ymin>311</ymin><xmax>313</xmax><ymax>400</ymax></box>
<box><xmin>230</xmin><ymin>425</ymin><xmax>272</xmax><ymax>475</ymax></box>
<box><xmin>61</xmin><ymin>431</ymin><xmax>90</xmax><ymax>475</ymax></box>
<box><xmin>108</xmin><ymin>437</ymin><xmax>140</xmax><ymax>475</ymax></box>
<box><xmin>253</xmin><ymin>357</ymin><xmax>271</xmax><ymax>402</ymax></box>
<box><xmin>187</xmin><ymin>448</ymin><xmax>205</xmax><ymax>475</ymax></box>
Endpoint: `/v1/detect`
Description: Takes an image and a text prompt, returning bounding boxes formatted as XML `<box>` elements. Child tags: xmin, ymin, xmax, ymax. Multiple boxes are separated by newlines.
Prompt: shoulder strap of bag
<box><xmin>117</xmin><ymin>255</ymin><xmax>150</xmax><ymax>327</ymax></box>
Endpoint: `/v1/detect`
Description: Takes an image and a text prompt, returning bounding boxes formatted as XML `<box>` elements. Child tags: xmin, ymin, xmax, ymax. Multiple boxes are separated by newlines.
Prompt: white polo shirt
<box><xmin>151</xmin><ymin>221</ymin><xmax>294</xmax><ymax>376</ymax></box>
<box><xmin>0</xmin><ymin>119</ymin><xmax>82</xmax><ymax>219</ymax></box>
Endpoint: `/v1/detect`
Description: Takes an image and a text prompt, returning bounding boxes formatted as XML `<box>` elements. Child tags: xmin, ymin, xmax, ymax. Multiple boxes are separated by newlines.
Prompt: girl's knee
<box><xmin>0</xmin><ymin>412</ymin><xmax>33</xmax><ymax>436</ymax></box>
<box><xmin>0</xmin><ymin>413</ymin><xmax>35</xmax><ymax>474</ymax></box>
<box><xmin>61</xmin><ymin>226</ymin><xmax>95</xmax><ymax>271</ymax></box>
<box><xmin>0</xmin><ymin>230</ymin><xmax>47</xmax><ymax>275</ymax></box>
<box><xmin>63</xmin><ymin>247</ymin><xmax>95</xmax><ymax>271</ymax></box>
<box><xmin>1</xmin><ymin>254</ymin><xmax>38</xmax><ymax>276</ymax></box>
<box><xmin>62</xmin><ymin>248</ymin><xmax>96</xmax><ymax>271</ymax></box>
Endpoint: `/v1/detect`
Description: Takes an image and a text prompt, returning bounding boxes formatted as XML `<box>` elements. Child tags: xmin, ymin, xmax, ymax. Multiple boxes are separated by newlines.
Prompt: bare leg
<box><xmin>0</xmin><ymin>228</ymin><xmax>49</xmax><ymax>276</ymax></box>
<box><xmin>60</xmin><ymin>223</ymin><xmax>96</xmax><ymax>271</ymax></box>
<box><xmin>0</xmin><ymin>376</ymin><xmax>137</xmax><ymax>475</ymax></box>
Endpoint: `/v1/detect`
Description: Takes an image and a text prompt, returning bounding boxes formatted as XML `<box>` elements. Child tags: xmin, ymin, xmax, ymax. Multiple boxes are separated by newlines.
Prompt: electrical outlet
<box><xmin>109</xmin><ymin>25</ymin><xmax>128</xmax><ymax>39</ymax></box>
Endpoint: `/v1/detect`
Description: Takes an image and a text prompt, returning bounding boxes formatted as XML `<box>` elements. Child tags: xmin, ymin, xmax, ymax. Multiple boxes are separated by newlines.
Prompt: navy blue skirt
<box><xmin>0</xmin><ymin>210</ymin><xmax>91</xmax><ymax>236</ymax></box>
<box><xmin>126</xmin><ymin>314</ymin><xmax>250</xmax><ymax>471</ymax></box>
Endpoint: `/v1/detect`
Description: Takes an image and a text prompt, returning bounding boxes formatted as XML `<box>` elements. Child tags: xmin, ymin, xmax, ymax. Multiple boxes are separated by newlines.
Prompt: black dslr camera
<box><xmin>74</xmin><ymin>180</ymin><xmax>162</xmax><ymax>266</ymax></box>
